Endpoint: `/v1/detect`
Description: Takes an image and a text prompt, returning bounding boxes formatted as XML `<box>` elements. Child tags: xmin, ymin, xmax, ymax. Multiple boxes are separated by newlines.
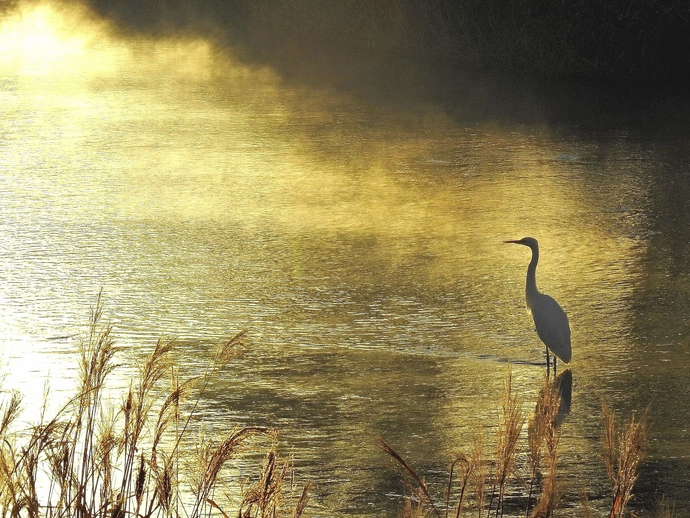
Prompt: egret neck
<box><xmin>525</xmin><ymin>241</ymin><xmax>540</xmax><ymax>310</ymax></box>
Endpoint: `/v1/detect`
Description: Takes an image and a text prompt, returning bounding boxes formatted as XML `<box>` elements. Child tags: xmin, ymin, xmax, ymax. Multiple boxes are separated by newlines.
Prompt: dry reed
<box><xmin>469</xmin><ymin>433</ymin><xmax>487</xmax><ymax>517</ymax></box>
<box><xmin>380</xmin><ymin>371</ymin><xmax>652</xmax><ymax>518</ymax></box>
<box><xmin>526</xmin><ymin>374</ymin><xmax>561</xmax><ymax>518</ymax></box>
<box><xmin>489</xmin><ymin>372</ymin><xmax>525</xmax><ymax>517</ymax></box>
<box><xmin>0</xmin><ymin>294</ymin><xmax>309</xmax><ymax>518</ymax></box>
<box><xmin>378</xmin><ymin>437</ymin><xmax>441</xmax><ymax>518</ymax></box>
<box><xmin>601</xmin><ymin>403</ymin><xmax>648</xmax><ymax>518</ymax></box>
<box><xmin>380</xmin><ymin>371</ymin><xmax>528</xmax><ymax>518</ymax></box>
<box><xmin>654</xmin><ymin>496</ymin><xmax>676</xmax><ymax>518</ymax></box>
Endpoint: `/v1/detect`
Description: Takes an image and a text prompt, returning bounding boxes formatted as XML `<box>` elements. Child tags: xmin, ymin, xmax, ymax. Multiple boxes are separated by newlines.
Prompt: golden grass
<box><xmin>526</xmin><ymin>373</ymin><xmax>562</xmax><ymax>518</ymax></box>
<box><xmin>601</xmin><ymin>404</ymin><xmax>649</xmax><ymax>518</ymax></box>
<box><xmin>379</xmin><ymin>371</ymin><xmax>530</xmax><ymax>518</ymax></box>
<box><xmin>0</xmin><ymin>294</ymin><xmax>663</xmax><ymax>518</ymax></box>
<box><xmin>491</xmin><ymin>373</ymin><xmax>525</xmax><ymax>516</ymax></box>
<box><xmin>380</xmin><ymin>370</ymin><xmax>653</xmax><ymax>518</ymax></box>
<box><xmin>0</xmin><ymin>294</ymin><xmax>309</xmax><ymax>518</ymax></box>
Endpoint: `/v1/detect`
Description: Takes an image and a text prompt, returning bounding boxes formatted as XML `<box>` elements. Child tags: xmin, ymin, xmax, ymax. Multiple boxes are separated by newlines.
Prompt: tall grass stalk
<box><xmin>601</xmin><ymin>404</ymin><xmax>648</xmax><ymax>518</ymax></box>
<box><xmin>655</xmin><ymin>496</ymin><xmax>676</xmax><ymax>518</ymax></box>
<box><xmin>526</xmin><ymin>375</ymin><xmax>561</xmax><ymax>518</ymax></box>
<box><xmin>378</xmin><ymin>438</ymin><xmax>441</xmax><ymax>518</ymax></box>
<box><xmin>489</xmin><ymin>372</ymin><xmax>525</xmax><ymax>517</ymax></box>
<box><xmin>381</xmin><ymin>371</ymin><xmax>651</xmax><ymax>518</ymax></box>
<box><xmin>380</xmin><ymin>371</ymin><xmax>529</xmax><ymax>518</ymax></box>
<box><xmin>0</xmin><ymin>295</ymin><xmax>309</xmax><ymax>518</ymax></box>
<box><xmin>469</xmin><ymin>434</ymin><xmax>486</xmax><ymax>518</ymax></box>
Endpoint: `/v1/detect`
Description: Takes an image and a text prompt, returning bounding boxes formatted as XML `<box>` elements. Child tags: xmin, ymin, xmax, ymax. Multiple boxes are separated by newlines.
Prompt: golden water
<box><xmin>1</xmin><ymin>3</ymin><xmax>689</xmax><ymax>515</ymax></box>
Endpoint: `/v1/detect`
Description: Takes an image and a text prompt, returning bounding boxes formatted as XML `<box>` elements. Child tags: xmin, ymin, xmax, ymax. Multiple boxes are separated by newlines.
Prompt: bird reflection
<box><xmin>534</xmin><ymin>368</ymin><xmax>572</xmax><ymax>428</ymax></box>
<box><xmin>553</xmin><ymin>368</ymin><xmax>572</xmax><ymax>425</ymax></box>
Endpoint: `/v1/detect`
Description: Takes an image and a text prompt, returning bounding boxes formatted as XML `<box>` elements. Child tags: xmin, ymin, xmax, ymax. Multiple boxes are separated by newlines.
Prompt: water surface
<box><xmin>1</xmin><ymin>3</ymin><xmax>689</xmax><ymax>516</ymax></box>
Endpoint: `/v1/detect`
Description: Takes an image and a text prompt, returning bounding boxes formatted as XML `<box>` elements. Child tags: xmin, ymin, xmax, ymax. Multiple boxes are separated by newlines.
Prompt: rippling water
<box><xmin>1</xmin><ymin>3</ymin><xmax>690</xmax><ymax>516</ymax></box>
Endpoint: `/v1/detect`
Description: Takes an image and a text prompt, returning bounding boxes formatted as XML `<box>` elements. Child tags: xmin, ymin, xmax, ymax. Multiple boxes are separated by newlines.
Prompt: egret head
<box><xmin>504</xmin><ymin>237</ymin><xmax>539</xmax><ymax>250</ymax></box>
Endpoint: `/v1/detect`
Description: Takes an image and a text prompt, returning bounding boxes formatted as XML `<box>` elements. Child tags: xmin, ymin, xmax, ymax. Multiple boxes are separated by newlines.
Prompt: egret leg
<box><xmin>545</xmin><ymin>346</ymin><xmax>551</xmax><ymax>377</ymax></box>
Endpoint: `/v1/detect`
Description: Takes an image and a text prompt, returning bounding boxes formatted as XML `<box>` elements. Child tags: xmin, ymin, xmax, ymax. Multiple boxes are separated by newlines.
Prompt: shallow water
<box><xmin>1</xmin><ymin>3</ymin><xmax>689</xmax><ymax>516</ymax></box>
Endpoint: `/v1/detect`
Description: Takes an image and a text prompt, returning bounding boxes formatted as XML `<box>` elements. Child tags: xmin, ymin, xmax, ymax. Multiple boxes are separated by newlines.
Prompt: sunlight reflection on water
<box><xmin>1</xmin><ymin>2</ymin><xmax>690</xmax><ymax>515</ymax></box>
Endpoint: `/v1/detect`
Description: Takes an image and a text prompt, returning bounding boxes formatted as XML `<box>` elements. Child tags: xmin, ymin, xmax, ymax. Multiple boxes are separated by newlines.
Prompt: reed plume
<box><xmin>489</xmin><ymin>371</ymin><xmax>525</xmax><ymax>517</ymax></box>
<box><xmin>469</xmin><ymin>433</ymin><xmax>487</xmax><ymax>518</ymax></box>
<box><xmin>526</xmin><ymin>375</ymin><xmax>562</xmax><ymax>518</ymax></box>
<box><xmin>0</xmin><ymin>294</ymin><xmax>310</xmax><ymax>518</ymax></box>
<box><xmin>378</xmin><ymin>437</ymin><xmax>441</xmax><ymax>518</ymax></box>
<box><xmin>380</xmin><ymin>372</ymin><xmax>529</xmax><ymax>518</ymax></box>
<box><xmin>381</xmin><ymin>370</ymin><xmax>649</xmax><ymax>518</ymax></box>
<box><xmin>601</xmin><ymin>403</ymin><xmax>648</xmax><ymax>518</ymax></box>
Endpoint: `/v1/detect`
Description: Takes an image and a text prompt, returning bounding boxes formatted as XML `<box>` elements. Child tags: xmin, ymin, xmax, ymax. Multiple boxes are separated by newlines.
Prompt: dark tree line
<box><xmin>80</xmin><ymin>0</ymin><xmax>690</xmax><ymax>82</ymax></box>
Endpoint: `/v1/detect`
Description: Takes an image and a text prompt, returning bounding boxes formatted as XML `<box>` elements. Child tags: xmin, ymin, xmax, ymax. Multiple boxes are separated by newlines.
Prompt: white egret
<box><xmin>504</xmin><ymin>237</ymin><xmax>571</xmax><ymax>371</ymax></box>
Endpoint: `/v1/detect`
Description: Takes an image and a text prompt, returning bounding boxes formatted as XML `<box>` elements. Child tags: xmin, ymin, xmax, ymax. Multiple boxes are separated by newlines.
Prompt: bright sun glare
<box><xmin>0</xmin><ymin>2</ymin><xmax>118</xmax><ymax>76</ymax></box>
<box><xmin>0</xmin><ymin>3</ymin><xmax>130</xmax><ymax>418</ymax></box>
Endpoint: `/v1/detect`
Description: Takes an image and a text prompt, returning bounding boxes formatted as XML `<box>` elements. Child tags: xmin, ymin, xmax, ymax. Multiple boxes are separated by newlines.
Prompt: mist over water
<box><xmin>2</xmin><ymin>2</ymin><xmax>690</xmax><ymax>515</ymax></box>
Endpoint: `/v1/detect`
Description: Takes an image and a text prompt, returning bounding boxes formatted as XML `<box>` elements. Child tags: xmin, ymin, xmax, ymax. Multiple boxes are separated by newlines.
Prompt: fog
<box><xmin>8</xmin><ymin>0</ymin><xmax>681</xmax><ymax>126</ymax></box>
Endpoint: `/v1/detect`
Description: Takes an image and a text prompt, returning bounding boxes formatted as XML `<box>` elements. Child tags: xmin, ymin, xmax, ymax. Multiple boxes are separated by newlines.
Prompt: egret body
<box><xmin>505</xmin><ymin>237</ymin><xmax>571</xmax><ymax>369</ymax></box>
